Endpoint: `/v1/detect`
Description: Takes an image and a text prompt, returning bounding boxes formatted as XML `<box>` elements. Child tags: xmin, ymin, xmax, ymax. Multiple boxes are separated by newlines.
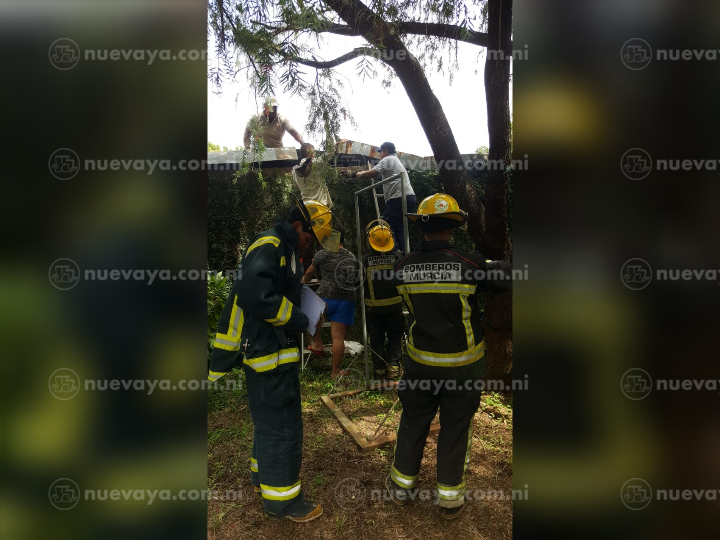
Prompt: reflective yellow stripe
<box><xmin>436</xmin><ymin>481</ymin><xmax>467</xmax><ymax>500</ymax></box>
<box><xmin>250</xmin><ymin>458</ymin><xmax>258</xmax><ymax>472</ymax></box>
<box><xmin>397</xmin><ymin>283</ymin><xmax>477</xmax><ymax>295</ymax></box>
<box><xmin>228</xmin><ymin>296</ymin><xmax>239</xmax><ymax>337</ymax></box>
<box><xmin>278</xmin><ymin>348</ymin><xmax>300</xmax><ymax>366</ymax></box>
<box><xmin>208</xmin><ymin>371</ymin><xmax>226</xmax><ymax>381</ymax></box>
<box><xmin>390</xmin><ymin>465</ymin><xmax>418</xmax><ymax>488</ymax></box>
<box><xmin>365</xmin><ymin>296</ymin><xmax>402</xmax><ymax>307</ymax></box>
<box><xmin>229</xmin><ymin>295</ymin><xmax>244</xmax><ymax>338</ymax></box>
<box><xmin>260</xmin><ymin>480</ymin><xmax>301</xmax><ymax>501</ymax></box>
<box><xmin>213</xmin><ymin>333</ymin><xmax>241</xmax><ymax>351</ymax></box>
<box><xmin>213</xmin><ymin>294</ymin><xmax>244</xmax><ymax>351</ymax></box>
<box><xmin>236</xmin><ymin>311</ymin><xmax>245</xmax><ymax>337</ymax></box>
<box><xmin>407</xmin><ymin>340</ymin><xmax>485</xmax><ymax>367</ymax></box>
<box><xmin>437</xmin><ymin>424</ymin><xmax>473</xmax><ymax>501</ymax></box>
<box><xmin>399</xmin><ymin>282</ymin><xmax>477</xmax><ymax>354</ymax></box>
<box><xmin>247</xmin><ymin>236</ymin><xmax>280</xmax><ymax>254</ymax></box>
<box><xmin>265</xmin><ymin>296</ymin><xmax>293</xmax><ymax>326</ymax></box>
<box><xmin>459</xmin><ymin>294</ymin><xmax>474</xmax><ymax>349</ymax></box>
<box><xmin>242</xmin><ymin>347</ymin><xmax>300</xmax><ymax>372</ymax></box>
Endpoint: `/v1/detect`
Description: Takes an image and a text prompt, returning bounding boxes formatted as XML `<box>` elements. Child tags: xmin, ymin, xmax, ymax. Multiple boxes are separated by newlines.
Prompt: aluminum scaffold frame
<box><xmin>319</xmin><ymin>172</ymin><xmax>440</xmax><ymax>451</ymax></box>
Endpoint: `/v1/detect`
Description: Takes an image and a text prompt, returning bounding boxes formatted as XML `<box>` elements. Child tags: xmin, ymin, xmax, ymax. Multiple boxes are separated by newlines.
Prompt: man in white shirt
<box><xmin>353</xmin><ymin>142</ymin><xmax>416</xmax><ymax>254</ymax></box>
<box><xmin>244</xmin><ymin>97</ymin><xmax>305</xmax><ymax>149</ymax></box>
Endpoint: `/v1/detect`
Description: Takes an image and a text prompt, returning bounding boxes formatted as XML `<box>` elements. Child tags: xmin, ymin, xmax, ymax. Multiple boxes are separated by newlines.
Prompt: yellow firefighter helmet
<box><xmin>292</xmin><ymin>195</ymin><xmax>341</xmax><ymax>251</ymax></box>
<box><xmin>406</xmin><ymin>193</ymin><xmax>468</xmax><ymax>227</ymax></box>
<box><xmin>366</xmin><ymin>219</ymin><xmax>394</xmax><ymax>252</ymax></box>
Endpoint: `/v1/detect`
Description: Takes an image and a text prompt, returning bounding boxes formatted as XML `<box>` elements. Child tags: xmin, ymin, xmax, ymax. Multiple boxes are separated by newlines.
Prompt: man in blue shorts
<box><xmin>302</xmin><ymin>231</ymin><xmax>358</xmax><ymax>379</ymax></box>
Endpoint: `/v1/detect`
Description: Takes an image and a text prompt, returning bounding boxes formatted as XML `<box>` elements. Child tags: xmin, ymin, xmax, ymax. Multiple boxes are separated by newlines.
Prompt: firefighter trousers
<box><xmin>390</xmin><ymin>368</ymin><xmax>482</xmax><ymax>508</ymax></box>
<box><xmin>246</xmin><ymin>361</ymin><xmax>305</xmax><ymax>516</ymax></box>
<box><xmin>367</xmin><ymin>310</ymin><xmax>404</xmax><ymax>375</ymax></box>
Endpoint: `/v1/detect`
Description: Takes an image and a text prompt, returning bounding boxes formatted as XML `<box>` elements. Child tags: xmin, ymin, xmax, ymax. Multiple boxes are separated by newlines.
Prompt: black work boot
<box><xmin>386</xmin><ymin>365</ymin><xmax>401</xmax><ymax>381</ymax></box>
<box><xmin>285</xmin><ymin>500</ymin><xmax>323</xmax><ymax>523</ymax></box>
<box><xmin>385</xmin><ymin>475</ymin><xmax>411</xmax><ymax>506</ymax></box>
<box><xmin>438</xmin><ymin>502</ymin><xmax>465</xmax><ymax>521</ymax></box>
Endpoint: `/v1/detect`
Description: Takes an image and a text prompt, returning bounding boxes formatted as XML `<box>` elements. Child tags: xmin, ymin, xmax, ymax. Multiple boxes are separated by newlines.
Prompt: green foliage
<box><xmin>242</xmin><ymin>118</ymin><xmax>268</xmax><ymax>171</ymax></box>
<box><xmin>207</xmin><ymin>271</ymin><xmax>232</xmax><ymax>360</ymax></box>
<box><xmin>208</xmin><ymin>169</ymin><xmax>296</xmax><ymax>274</ymax></box>
<box><xmin>207</xmin><ymin>174</ymin><xmax>243</xmax><ymax>273</ymax></box>
<box><xmin>207</xmin><ymin>165</ymin><xmax>477</xmax><ymax>272</ymax></box>
<box><xmin>206</xmin><ymin>164</ymin><xmax>483</xmax><ymax>343</ymax></box>
<box><xmin>208</xmin><ymin>141</ymin><xmax>245</xmax><ymax>153</ymax></box>
<box><xmin>208</xmin><ymin>0</ymin><xmax>486</xmax><ymax>146</ymax></box>
<box><xmin>208</xmin><ymin>368</ymin><xmax>247</xmax><ymax>414</ymax></box>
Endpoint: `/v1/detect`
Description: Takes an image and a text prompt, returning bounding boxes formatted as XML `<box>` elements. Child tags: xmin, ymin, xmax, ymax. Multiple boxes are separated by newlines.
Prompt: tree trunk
<box><xmin>323</xmin><ymin>0</ymin><xmax>486</xmax><ymax>249</ymax></box>
<box><xmin>482</xmin><ymin>0</ymin><xmax>513</xmax><ymax>386</ymax></box>
<box><xmin>325</xmin><ymin>0</ymin><xmax>511</xmax><ymax>385</ymax></box>
<box><xmin>380</xmin><ymin>47</ymin><xmax>486</xmax><ymax>250</ymax></box>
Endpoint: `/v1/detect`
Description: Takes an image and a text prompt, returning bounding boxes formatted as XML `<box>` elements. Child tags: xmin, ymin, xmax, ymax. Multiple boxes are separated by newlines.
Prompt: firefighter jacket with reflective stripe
<box><xmin>209</xmin><ymin>220</ymin><xmax>309</xmax><ymax>380</ymax></box>
<box><xmin>393</xmin><ymin>240</ymin><xmax>511</xmax><ymax>380</ymax></box>
<box><xmin>361</xmin><ymin>250</ymin><xmax>403</xmax><ymax>314</ymax></box>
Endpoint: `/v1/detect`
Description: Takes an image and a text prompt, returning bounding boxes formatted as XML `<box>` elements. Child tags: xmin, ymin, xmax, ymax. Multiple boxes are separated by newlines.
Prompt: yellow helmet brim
<box><xmin>292</xmin><ymin>194</ymin><xmax>341</xmax><ymax>252</ymax></box>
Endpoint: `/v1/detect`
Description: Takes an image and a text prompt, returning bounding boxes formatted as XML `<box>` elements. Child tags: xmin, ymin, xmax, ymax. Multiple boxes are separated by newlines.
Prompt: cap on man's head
<box><xmin>264</xmin><ymin>96</ymin><xmax>279</xmax><ymax>109</ymax></box>
<box><xmin>375</xmin><ymin>142</ymin><xmax>396</xmax><ymax>154</ymax></box>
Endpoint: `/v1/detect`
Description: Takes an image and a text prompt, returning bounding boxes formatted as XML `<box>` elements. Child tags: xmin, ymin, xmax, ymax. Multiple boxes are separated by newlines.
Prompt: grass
<box><xmin>207</xmin><ymin>353</ymin><xmax>513</xmax><ymax>540</ymax></box>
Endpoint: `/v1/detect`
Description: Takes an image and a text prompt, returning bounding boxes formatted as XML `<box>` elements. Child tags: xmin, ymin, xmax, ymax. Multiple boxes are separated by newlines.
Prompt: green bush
<box><xmin>208</xmin><ymin>169</ymin><xmax>296</xmax><ymax>274</ymax></box>
<box><xmin>207</xmin><ymin>270</ymin><xmax>232</xmax><ymax>362</ymax></box>
<box><xmin>206</xmin><ymin>165</ymin><xmax>481</xmax><ymax>345</ymax></box>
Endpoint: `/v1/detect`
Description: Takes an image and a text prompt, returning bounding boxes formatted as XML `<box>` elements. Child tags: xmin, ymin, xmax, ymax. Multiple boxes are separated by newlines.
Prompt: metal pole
<box><xmin>352</xmin><ymin>173</ymin><xmax>401</xmax><ymax>389</ymax></box>
<box><xmin>355</xmin><ymin>192</ymin><xmax>370</xmax><ymax>388</ymax></box>
<box><xmin>353</xmin><ymin>173</ymin><xmax>402</xmax><ymax>195</ymax></box>
<box><xmin>369</xmin><ymin>164</ymin><xmax>381</xmax><ymax>221</ymax></box>
<box><xmin>400</xmin><ymin>173</ymin><xmax>410</xmax><ymax>254</ymax></box>
<box><xmin>370</xmin><ymin>397</ymin><xmax>400</xmax><ymax>441</ymax></box>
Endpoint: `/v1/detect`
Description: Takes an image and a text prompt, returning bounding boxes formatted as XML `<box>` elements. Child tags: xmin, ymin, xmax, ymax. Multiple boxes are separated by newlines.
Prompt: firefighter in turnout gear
<box><xmin>385</xmin><ymin>193</ymin><xmax>511</xmax><ymax>520</ymax></box>
<box><xmin>361</xmin><ymin>219</ymin><xmax>405</xmax><ymax>381</ymax></box>
<box><xmin>208</xmin><ymin>196</ymin><xmax>339</xmax><ymax>523</ymax></box>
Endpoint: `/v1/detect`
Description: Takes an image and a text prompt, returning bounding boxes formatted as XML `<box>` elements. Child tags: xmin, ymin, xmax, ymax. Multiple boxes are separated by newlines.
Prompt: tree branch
<box><xmin>320</xmin><ymin>22</ymin><xmax>490</xmax><ymax>47</ymax></box>
<box><xmin>252</xmin><ymin>20</ymin><xmax>490</xmax><ymax>48</ymax></box>
<box><xmin>281</xmin><ymin>47</ymin><xmax>379</xmax><ymax>68</ymax></box>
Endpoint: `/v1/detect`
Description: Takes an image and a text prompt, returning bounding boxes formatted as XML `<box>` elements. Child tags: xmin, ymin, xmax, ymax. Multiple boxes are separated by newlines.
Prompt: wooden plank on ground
<box><xmin>320</xmin><ymin>395</ymin><xmax>368</xmax><ymax>450</ymax></box>
<box><xmin>322</xmin><ymin>384</ymin><xmax>440</xmax><ymax>452</ymax></box>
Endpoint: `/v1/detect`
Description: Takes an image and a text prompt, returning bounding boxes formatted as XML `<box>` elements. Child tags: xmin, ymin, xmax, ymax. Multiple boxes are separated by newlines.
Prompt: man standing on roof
<box><xmin>361</xmin><ymin>219</ymin><xmax>404</xmax><ymax>381</ymax></box>
<box><xmin>244</xmin><ymin>96</ymin><xmax>305</xmax><ymax>149</ymax></box>
<box><xmin>384</xmin><ymin>193</ymin><xmax>511</xmax><ymax>521</ymax></box>
<box><xmin>350</xmin><ymin>142</ymin><xmax>415</xmax><ymax>254</ymax></box>
<box><xmin>208</xmin><ymin>196</ymin><xmax>340</xmax><ymax>523</ymax></box>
